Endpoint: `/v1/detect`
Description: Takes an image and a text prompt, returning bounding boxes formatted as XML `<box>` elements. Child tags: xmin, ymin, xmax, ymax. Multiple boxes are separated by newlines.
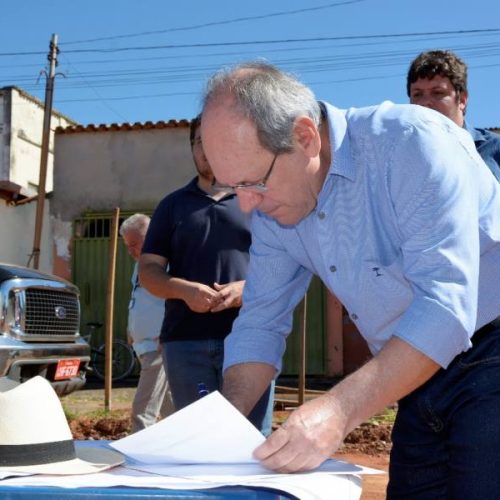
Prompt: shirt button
<box><xmin>329</xmin><ymin>265</ymin><xmax>337</xmax><ymax>272</ymax></box>
<box><xmin>351</xmin><ymin>313</ymin><xmax>358</xmax><ymax>320</ymax></box>
<box><xmin>318</xmin><ymin>211</ymin><xmax>326</xmax><ymax>220</ymax></box>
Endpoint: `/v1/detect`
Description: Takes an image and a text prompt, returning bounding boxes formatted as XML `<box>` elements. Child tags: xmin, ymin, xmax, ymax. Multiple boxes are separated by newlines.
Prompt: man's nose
<box><xmin>236</xmin><ymin>190</ymin><xmax>262</xmax><ymax>212</ymax></box>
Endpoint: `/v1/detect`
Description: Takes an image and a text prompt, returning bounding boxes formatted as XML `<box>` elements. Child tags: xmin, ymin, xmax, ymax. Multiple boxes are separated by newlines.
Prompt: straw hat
<box><xmin>0</xmin><ymin>376</ymin><xmax>124</xmax><ymax>475</ymax></box>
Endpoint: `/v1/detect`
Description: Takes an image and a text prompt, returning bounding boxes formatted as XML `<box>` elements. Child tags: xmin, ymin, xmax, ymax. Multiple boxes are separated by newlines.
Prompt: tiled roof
<box><xmin>56</xmin><ymin>119</ymin><xmax>190</xmax><ymax>134</ymax></box>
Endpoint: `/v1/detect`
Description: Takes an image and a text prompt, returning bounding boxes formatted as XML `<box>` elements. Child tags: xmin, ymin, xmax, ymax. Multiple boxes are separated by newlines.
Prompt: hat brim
<box><xmin>0</xmin><ymin>446</ymin><xmax>124</xmax><ymax>475</ymax></box>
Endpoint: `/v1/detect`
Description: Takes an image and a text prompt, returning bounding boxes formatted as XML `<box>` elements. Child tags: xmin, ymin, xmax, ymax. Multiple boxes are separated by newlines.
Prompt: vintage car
<box><xmin>0</xmin><ymin>263</ymin><xmax>90</xmax><ymax>395</ymax></box>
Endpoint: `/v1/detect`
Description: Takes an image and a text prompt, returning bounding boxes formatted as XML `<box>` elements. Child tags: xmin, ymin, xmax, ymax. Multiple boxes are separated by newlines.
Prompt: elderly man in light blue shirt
<box><xmin>200</xmin><ymin>62</ymin><xmax>500</xmax><ymax>499</ymax></box>
<box><xmin>121</xmin><ymin>214</ymin><xmax>174</xmax><ymax>433</ymax></box>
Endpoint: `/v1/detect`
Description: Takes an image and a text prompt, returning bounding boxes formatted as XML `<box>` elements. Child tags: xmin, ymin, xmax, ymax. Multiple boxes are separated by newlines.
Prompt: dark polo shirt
<box><xmin>142</xmin><ymin>177</ymin><xmax>251</xmax><ymax>342</ymax></box>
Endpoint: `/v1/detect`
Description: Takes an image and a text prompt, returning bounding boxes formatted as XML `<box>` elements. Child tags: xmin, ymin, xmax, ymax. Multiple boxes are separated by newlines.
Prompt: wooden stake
<box><xmin>104</xmin><ymin>207</ymin><xmax>120</xmax><ymax>410</ymax></box>
<box><xmin>297</xmin><ymin>293</ymin><xmax>307</xmax><ymax>405</ymax></box>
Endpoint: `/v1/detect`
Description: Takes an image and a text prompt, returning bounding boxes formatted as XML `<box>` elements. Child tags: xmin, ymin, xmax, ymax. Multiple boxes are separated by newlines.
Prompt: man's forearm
<box><xmin>223</xmin><ymin>362</ymin><xmax>276</xmax><ymax>416</ymax></box>
<box><xmin>253</xmin><ymin>336</ymin><xmax>442</xmax><ymax>472</ymax></box>
<box><xmin>327</xmin><ymin>336</ymin><xmax>441</xmax><ymax>435</ymax></box>
<box><xmin>139</xmin><ymin>261</ymin><xmax>190</xmax><ymax>300</ymax></box>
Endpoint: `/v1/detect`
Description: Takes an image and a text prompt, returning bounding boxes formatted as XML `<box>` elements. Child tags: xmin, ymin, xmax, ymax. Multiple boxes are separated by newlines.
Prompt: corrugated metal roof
<box><xmin>55</xmin><ymin>119</ymin><xmax>191</xmax><ymax>134</ymax></box>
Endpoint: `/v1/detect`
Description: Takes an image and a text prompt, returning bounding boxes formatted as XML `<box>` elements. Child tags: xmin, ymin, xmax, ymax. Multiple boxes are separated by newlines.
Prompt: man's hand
<box><xmin>252</xmin><ymin>337</ymin><xmax>440</xmax><ymax>473</ymax></box>
<box><xmin>210</xmin><ymin>281</ymin><xmax>245</xmax><ymax>312</ymax></box>
<box><xmin>139</xmin><ymin>253</ymin><xmax>242</xmax><ymax>313</ymax></box>
<box><xmin>254</xmin><ymin>393</ymin><xmax>346</xmax><ymax>473</ymax></box>
<box><xmin>184</xmin><ymin>282</ymin><xmax>221</xmax><ymax>313</ymax></box>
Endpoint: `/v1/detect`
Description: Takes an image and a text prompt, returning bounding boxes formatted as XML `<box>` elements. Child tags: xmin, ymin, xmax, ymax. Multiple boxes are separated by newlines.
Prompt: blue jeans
<box><xmin>162</xmin><ymin>339</ymin><xmax>275</xmax><ymax>436</ymax></box>
<box><xmin>387</xmin><ymin>321</ymin><xmax>500</xmax><ymax>499</ymax></box>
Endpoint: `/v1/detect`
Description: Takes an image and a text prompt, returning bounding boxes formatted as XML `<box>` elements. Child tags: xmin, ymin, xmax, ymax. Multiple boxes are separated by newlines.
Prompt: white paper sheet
<box><xmin>124</xmin><ymin>457</ymin><xmax>382</xmax><ymax>479</ymax></box>
<box><xmin>111</xmin><ymin>391</ymin><xmax>265</xmax><ymax>464</ymax></box>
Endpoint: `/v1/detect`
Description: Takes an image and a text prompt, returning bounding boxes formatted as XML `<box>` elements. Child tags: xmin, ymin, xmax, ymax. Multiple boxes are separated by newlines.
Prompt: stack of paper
<box><xmin>108</xmin><ymin>391</ymin><xmax>381</xmax><ymax>499</ymax></box>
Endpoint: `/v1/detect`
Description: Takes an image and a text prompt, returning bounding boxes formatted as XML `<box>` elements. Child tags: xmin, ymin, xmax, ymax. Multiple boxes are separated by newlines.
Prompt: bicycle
<box><xmin>84</xmin><ymin>322</ymin><xmax>137</xmax><ymax>382</ymax></box>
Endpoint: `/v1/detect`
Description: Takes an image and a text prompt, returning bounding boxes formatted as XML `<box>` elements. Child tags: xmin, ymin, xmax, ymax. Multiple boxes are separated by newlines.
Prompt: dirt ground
<box><xmin>63</xmin><ymin>385</ymin><xmax>390</xmax><ymax>499</ymax></box>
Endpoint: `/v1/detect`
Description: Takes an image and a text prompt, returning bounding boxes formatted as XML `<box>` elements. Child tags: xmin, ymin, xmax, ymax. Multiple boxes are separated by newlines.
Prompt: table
<box><xmin>0</xmin><ymin>442</ymin><xmax>362</xmax><ymax>499</ymax></box>
<box><xmin>0</xmin><ymin>484</ymin><xmax>295</xmax><ymax>498</ymax></box>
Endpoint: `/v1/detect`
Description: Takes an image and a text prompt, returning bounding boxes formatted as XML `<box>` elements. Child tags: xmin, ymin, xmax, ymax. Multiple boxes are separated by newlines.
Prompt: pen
<box><xmin>197</xmin><ymin>382</ymin><xmax>209</xmax><ymax>398</ymax></box>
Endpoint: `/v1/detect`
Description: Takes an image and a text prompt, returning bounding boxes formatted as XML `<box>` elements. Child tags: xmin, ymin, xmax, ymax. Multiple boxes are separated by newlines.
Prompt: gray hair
<box><xmin>202</xmin><ymin>61</ymin><xmax>321</xmax><ymax>154</ymax></box>
<box><xmin>119</xmin><ymin>213</ymin><xmax>150</xmax><ymax>237</ymax></box>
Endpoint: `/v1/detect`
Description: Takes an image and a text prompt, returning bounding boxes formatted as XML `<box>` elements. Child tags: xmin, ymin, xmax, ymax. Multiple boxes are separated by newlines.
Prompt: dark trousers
<box><xmin>387</xmin><ymin>320</ymin><xmax>500</xmax><ymax>499</ymax></box>
<box><xmin>162</xmin><ymin>339</ymin><xmax>274</xmax><ymax>435</ymax></box>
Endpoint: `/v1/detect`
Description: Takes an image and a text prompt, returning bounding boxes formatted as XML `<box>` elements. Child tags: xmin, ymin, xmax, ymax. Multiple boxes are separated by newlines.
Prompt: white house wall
<box><xmin>0</xmin><ymin>200</ymin><xmax>52</xmax><ymax>272</ymax></box>
<box><xmin>8</xmin><ymin>89</ymin><xmax>72</xmax><ymax>192</ymax></box>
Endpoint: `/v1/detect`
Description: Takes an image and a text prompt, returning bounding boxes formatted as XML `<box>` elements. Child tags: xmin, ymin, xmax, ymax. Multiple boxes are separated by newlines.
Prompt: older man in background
<box><xmin>120</xmin><ymin>213</ymin><xmax>174</xmax><ymax>433</ymax></box>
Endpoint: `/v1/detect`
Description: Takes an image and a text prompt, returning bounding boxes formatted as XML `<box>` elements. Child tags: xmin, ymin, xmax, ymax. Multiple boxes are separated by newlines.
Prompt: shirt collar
<box><xmin>320</xmin><ymin>101</ymin><xmax>356</xmax><ymax>182</ymax></box>
<box><xmin>463</xmin><ymin>120</ymin><xmax>484</xmax><ymax>143</ymax></box>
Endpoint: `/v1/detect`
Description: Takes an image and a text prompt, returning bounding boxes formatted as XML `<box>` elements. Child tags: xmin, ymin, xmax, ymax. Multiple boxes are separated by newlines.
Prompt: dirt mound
<box><xmin>340</xmin><ymin>422</ymin><xmax>392</xmax><ymax>455</ymax></box>
<box><xmin>70</xmin><ymin>416</ymin><xmax>131</xmax><ymax>440</ymax></box>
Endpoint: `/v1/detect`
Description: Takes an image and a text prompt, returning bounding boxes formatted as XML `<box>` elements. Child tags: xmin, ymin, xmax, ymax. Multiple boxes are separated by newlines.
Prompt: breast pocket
<box><xmin>361</xmin><ymin>260</ymin><xmax>414</xmax><ymax>320</ymax></box>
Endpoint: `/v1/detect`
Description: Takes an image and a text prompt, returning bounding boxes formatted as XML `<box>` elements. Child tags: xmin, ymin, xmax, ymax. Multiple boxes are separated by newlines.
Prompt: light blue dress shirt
<box><xmin>128</xmin><ymin>263</ymin><xmax>165</xmax><ymax>357</ymax></box>
<box><xmin>224</xmin><ymin>101</ymin><xmax>500</xmax><ymax>373</ymax></box>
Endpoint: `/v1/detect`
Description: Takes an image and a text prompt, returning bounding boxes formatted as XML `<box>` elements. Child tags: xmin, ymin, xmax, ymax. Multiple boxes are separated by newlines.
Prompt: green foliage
<box><xmin>63</xmin><ymin>404</ymin><xmax>128</xmax><ymax>422</ymax></box>
<box><xmin>368</xmin><ymin>406</ymin><xmax>397</xmax><ymax>425</ymax></box>
<box><xmin>63</xmin><ymin>406</ymin><xmax>78</xmax><ymax>421</ymax></box>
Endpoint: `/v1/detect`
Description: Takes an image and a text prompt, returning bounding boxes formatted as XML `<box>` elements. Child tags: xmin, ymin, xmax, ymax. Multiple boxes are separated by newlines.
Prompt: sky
<box><xmin>1</xmin><ymin>0</ymin><xmax>499</xmax><ymax>127</ymax></box>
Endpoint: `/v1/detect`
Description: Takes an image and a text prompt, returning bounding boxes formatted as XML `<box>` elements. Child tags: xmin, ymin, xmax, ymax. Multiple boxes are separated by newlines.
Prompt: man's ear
<box><xmin>293</xmin><ymin>116</ymin><xmax>321</xmax><ymax>157</ymax></box>
<box><xmin>459</xmin><ymin>91</ymin><xmax>468</xmax><ymax>114</ymax></box>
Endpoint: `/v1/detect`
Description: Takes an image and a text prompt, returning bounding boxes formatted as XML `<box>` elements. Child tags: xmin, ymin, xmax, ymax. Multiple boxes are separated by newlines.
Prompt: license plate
<box><xmin>54</xmin><ymin>359</ymin><xmax>80</xmax><ymax>380</ymax></box>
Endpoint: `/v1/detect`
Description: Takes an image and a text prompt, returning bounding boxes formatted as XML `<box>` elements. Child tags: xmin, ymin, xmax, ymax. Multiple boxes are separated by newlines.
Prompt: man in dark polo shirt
<box><xmin>139</xmin><ymin>114</ymin><xmax>273</xmax><ymax>434</ymax></box>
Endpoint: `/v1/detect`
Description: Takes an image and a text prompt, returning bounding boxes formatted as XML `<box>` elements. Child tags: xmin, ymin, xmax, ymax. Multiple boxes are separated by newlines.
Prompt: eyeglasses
<box><xmin>211</xmin><ymin>154</ymin><xmax>279</xmax><ymax>194</ymax></box>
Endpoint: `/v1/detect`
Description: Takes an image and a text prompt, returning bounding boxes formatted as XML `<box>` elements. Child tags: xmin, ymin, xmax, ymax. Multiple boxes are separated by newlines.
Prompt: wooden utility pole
<box><xmin>104</xmin><ymin>208</ymin><xmax>121</xmax><ymax>410</ymax></box>
<box><xmin>297</xmin><ymin>294</ymin><xmax>307</xmax><ymax>405</ymax></box>
<box><xmin>31</xmin><ymin>33</ymin><xmax>58</xmax><ymax>269</ymax></box>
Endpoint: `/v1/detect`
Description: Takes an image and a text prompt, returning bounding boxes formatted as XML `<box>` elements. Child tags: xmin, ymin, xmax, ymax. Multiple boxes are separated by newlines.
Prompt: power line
<box><xmin>49</xmin><ymin>59</ymin><xmax>500</xmax><ymax>104</ymax></box>
<box><xmin>59</xmin><ymin>54</ymin><xmax>129</xmax><ymax>122</ymax></box>
<box><xmin>2</xmin><ymin>27</ymin><xmax>500</xmax><ymax>57</ymax></box>
<box><xmin>56</xmin><ymin>28</ymin><xmax>500</xmax><ymax>55</ymax></box>
<box><xmin>6</xmin><ymin>38</ymin><xmax>500</xmax><ymax>86</ymax></box>
<box><xmin>61</xmin><ymin>0</ymin><xmax>367</xmax><ymax>45</ymax></box>
<box><xmin>57</xmin><ymin>91</ymin><xmax>199</xmax><ymax>103</ymax></box>
<box><xmin>5</xmin><ymin>30</ymin><xmax>500</xmax><ymax>70</ymax></box>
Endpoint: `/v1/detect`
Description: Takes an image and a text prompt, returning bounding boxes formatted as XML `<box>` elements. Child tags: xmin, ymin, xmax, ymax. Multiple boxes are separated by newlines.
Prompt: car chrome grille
<box><xmin>24</xmin><ymin>289</ymin><xmax>79</xmax><ymax>336</ymax></box>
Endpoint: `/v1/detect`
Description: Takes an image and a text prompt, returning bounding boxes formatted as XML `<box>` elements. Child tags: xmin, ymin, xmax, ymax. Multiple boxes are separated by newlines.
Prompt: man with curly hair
<box><xmin>407</xmin><ymin>49</ymin><xmax>500</xmax><ymax>181</ymax></box>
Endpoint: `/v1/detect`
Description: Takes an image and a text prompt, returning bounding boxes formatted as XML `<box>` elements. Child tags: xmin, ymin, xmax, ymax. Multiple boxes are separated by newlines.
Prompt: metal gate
<box><xmin>72</xmin><ymin>212</ymin><xmax>138</xmax><ymax>347</ymax></box>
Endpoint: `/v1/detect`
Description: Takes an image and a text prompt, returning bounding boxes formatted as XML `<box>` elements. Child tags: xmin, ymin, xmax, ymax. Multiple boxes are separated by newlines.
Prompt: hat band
<box><xmin>0</xmin><ymin>440</ymin><xmax>76</xmax><ymax>466</ymax></box>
